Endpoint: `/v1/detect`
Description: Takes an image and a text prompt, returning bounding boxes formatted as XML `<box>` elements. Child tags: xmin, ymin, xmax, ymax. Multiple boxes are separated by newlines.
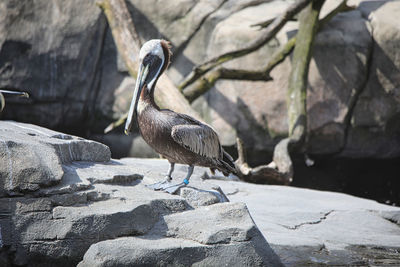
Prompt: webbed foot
<box><xmin>163</xmin><ymin>182</ymin><xmax>186</xmax><ymax>194</ymax></box>
<box><xmin>146</xmin><ymin>179</ymin><xmax>171</xmax><ymax>190</ymax></box>
<box><xmin>146</xmin><ymin>179</ymin><xmax>189</xmax><ymax>194</ymax></box>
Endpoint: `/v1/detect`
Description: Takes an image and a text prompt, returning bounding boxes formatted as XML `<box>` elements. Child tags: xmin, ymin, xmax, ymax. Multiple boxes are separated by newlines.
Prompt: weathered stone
<box><xmin>179</xmin><ymin>187</ymin><xmax>222</xmax><ymax>207</ymax></box>
<box><xmin>206</xmin><ymin>176</ymin><xmax>400</xmax><ymax>266</ymax></box>
<box><xmin>0</xmin><ymin>121</ymin><xmax>110</xmax><ymax>196</ymax></box>
<box><xmin>78</xmin><ymin>235</ymin><xmax>281</xmax><ymax>267</ymax></box>
<box><xmin>98</xmin><ymin>158</ymin><xmax>400</xmax><ymax>266</ymax></box>
<box><xmin>127</xmin><ymin>0</ymin><xmax>226</xmax><ymax>48</ymax></box>
<box><xmin>0</xmin><ymin>124</ymin><xmax>281</xmax><ymax>266</ymax></box>
<box><xmin>160</xmin><ymin>202</ymin><xmax>257</xmax><ymax>245</ymax></box>
<box><xmin>347</xmin><ymin>0</ymin><xmax>400</xmax><ymax>158</ymax></box>
<box><xmin>0</xmin><ymin>0</ymin><xmax>106</xmax><ymax>130</ymax></box>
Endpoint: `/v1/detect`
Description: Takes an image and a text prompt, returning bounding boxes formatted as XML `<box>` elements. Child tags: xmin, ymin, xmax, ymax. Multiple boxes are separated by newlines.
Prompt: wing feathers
<box><xmin>171</xmin><ymin>124</ymin><xmax>221</xmax><ymax>159</ymax></box>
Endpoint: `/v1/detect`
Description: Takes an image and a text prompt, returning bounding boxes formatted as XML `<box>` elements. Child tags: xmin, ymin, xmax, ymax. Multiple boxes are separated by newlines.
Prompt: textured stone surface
<box><xmin>347</xmin><ymin>0</ymin><xmax>400</xmax><ymax>158</ymax></box>
<box><xmin>79</xmin><ymin>235</ymin><xmax>276</xmax><ymax>267</ymax></box>
<box><xmin>208</xmin><ymin>176</ymin><xmax>400</xmax><ymax>266</ymax></box>
<box><xmin>109</xmin><ymin>158</ymin><xmax>400</xmax><ymax>266</ymax></box>
<box><xmin>0</xmin><ymin>122</ymin><xmax>282</xmax><ymax>267</ymax></box>
<box><xmin>0</xmin><ymin>0</ymin><xmax>106</xmax><ymax>129</ymax></box>
<box><xmin>101</xmin><ymin>158</ymin><xmax>400</xmax><ymax>266</ymax></box>
<box><xmin>190</xmin><ymin>1</ymin><xmax>373</xmax><ymax>156</ymax></box>
<box><xmin>0</xmin><ymin>121</ymin><xmax>110</xmax><ymax>196</ymax></box>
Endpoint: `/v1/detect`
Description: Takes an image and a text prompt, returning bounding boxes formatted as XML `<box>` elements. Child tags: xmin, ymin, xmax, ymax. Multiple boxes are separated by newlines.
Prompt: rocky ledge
<box><xmin>0</xmin><ymin>121</ymin><xmax>281</xmax><ymax>266</ymax></box>
<box><xmin>1</xmin><ymin>121</ymin><xmax>399</xmax><ymax>266</ymax></box>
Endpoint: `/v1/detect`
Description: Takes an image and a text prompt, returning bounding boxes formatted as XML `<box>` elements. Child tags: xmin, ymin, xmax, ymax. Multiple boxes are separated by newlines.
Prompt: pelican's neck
<box><xmin>137</xmin><ymin>85</ymin><xmax>159</xmax><ymax>116</ymax></box>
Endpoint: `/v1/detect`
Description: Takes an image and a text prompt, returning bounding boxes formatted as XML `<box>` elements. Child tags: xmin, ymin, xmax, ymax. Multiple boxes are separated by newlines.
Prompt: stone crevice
<box><xmin>281</xmin><ymin>210</ymin><xmax>334</xmax><ymax>230</ymax></box>
<box><xmin>172</xmin><ymin>0</ymin><xmax>229</xmax><ymax>61</ymax></box>
<box><xmin>382</xmin><ymin>217</ymin><xmax>400</xmax><ymax>227</ymax></box>
<box><xmin>88</xmin><ymin>20</ymin><xmax>109</xmax><ymax>127</ymax></box>
<box><xmin>174</xmin><ymin>1</ymin><xmax>197</xmax><ymax>22</ymax></box>
<box><xmin>337</xmin><ymin>17</ymin><xmax>375</xmax><ymax>155</ymax></box>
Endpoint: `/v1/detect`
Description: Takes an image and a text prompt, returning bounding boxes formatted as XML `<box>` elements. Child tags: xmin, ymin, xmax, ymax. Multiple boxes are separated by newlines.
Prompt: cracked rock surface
<box><xmin>109</xmin><ymin>158</ymin><xmax>400</xmax><ymax>266</ymax></box>
<box><xmin>207</xmin><ymin>176</ymin><xmax>400</xmax><ymax>266</ymax></box>
<box><xmin>0</xmin><ymin>122</ymin><xmax>282</xmax><ymax>266</ymax></box>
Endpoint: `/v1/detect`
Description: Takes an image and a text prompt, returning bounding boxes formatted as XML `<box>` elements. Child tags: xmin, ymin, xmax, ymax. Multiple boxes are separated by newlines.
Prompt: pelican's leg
<box><xmin>146</xmin><ymin>162</ymin><xmax>175</xmax><ymax>190</ymax></box>
<box><xmin>165</xmin><ymin>162</ymin><xmax>175</xmax><ymax>181</ymax></box>
<box><xmin>163</xmin><ymin>165</ymin><xmax>193</xmax><ymax>194</ymax></box>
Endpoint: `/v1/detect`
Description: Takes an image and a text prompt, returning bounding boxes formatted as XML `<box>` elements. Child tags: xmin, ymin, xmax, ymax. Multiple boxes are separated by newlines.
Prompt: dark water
<box><xmin>291</xmin><ymin>155</ymin><xmax>400</xmax><ymax>207</ymax></box>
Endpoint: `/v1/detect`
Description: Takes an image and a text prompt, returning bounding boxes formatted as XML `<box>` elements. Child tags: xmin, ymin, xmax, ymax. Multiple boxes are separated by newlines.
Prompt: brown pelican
<box><xmin>124</xmin><ymin>39</ymin><xmax>236</xmax><ymax>193</ymax></box>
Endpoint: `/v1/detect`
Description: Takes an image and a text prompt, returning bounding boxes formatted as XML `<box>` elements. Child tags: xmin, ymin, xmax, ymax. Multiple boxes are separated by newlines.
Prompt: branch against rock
<box><xmin>178</xmin><ymin>0</ymin><xmax>312</xmax><ymax>91</ymax></box>
<box><xmin>183</xmin><ymin>68</ymin><xmax>273</xmax><ymax>103</ymax></box>
<box><xmin>181</xmin><ymin>0</ymin><xmax>354</xmax><ymax>103</ymax></box>
<box><xmin>234</xmin><ymin>138</ymin><xmax>291</xmax><ymax>185</ymax></box>
<box><xmin>319</xmin><ymin>0</ymin><xmax>354</xmax><ymax>26</ymax></box>
<box><xmin>251</xmin><ymin>0</ymin><xmax>353</xmax><ymax>30</ymax></box>
<box><xmin>183</xmin><ymin>36</ymin><xmax>296</xmax><ymax>103</ymax></box>
<box><xmin>97</xmin><ymin>0</ymin><xmax>202</xmax><ymax>133</ymax></box>
<box><xmin>0</xmin><ymin>89</ymin><xmax>30</xmax><ymax>113</ymax></box>
<box><xmin>273</xmin><ymin>0</ymin><xmax>324</xmax><ymax>181</ymax></box>
<box><xmin>97</xmin><ymin>0</ymin><xmax>142</xmax><ymax>77</ymax></box>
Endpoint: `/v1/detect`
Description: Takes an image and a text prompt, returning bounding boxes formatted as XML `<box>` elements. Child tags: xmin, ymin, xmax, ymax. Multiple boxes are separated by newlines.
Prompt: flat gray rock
<box><xmin>79</xmin><ymin>236</ymin><xmax>275</xmax><ymax>267</ymax></box>
<box><xmin>0</xmin><ymin>121</ymin><xmax>110</xmax><ymax>196</ymax></box>
<box><xmin>0</xmin><ymin>122</ymin><xmax>282</xmax><ymax>267</ymax></box>
<box><xmin>79</xmin><ymin>157</ymin><xmax>400</xmax><ymax>266</ymax></box>
<box><xmin>204</xmin><ymin>176</ymin><xmax>400</xmax><ymax>266</ymax></box>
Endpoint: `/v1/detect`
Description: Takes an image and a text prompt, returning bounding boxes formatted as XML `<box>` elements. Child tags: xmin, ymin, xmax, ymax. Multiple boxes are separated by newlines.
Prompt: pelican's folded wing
<box><xmin>171</xmin><ymin>124</ymin><xmax>222</xmax><ymax>159</ymax></box>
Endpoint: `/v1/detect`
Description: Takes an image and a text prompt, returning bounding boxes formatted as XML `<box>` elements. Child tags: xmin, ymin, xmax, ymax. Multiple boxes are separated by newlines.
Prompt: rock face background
<box><xmin>0</xmin><ymin>0</ymin><xmax>399</xmax><ymax>160</ymax></box>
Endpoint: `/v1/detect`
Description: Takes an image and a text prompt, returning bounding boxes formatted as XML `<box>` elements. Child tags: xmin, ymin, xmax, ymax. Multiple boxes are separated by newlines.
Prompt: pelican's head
<box><xmin>124</xmin><ymin>39</ymin><xmax>171</xmax><ymax>135</ymax></box>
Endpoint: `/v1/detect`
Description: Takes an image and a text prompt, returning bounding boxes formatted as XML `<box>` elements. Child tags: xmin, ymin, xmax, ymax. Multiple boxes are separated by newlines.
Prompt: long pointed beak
<box><xmin>124</xmin><ymin>64</ymin><xmax>148</xmax><ymax>135</ymax></box>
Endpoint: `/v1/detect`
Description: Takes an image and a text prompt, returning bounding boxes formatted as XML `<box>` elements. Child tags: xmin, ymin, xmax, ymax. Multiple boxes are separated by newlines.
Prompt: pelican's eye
<box><xmin>143</xmin><ymin>54</ymin><xmax>163</xmax><ymax>87</ymax></box>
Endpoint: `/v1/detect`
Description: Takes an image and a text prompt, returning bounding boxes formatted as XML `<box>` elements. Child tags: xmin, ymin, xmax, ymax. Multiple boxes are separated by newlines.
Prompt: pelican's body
<box><xmin>125</xmin><ymin>39</ymin><xmax>236</xmax><ymax>193</ymax></box>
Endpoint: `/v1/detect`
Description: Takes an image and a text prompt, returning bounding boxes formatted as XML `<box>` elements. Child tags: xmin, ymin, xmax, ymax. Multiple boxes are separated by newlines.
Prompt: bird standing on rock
<box><xmin>124</xmin><ymin>39</ymin><xmax>237</xmax><ymax>194</ymax></box>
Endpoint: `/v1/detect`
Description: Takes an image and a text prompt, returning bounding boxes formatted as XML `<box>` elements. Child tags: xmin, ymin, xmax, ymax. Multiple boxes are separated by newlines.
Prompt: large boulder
<box><xmin>0</xmin><ymin>121</ymin><xmax>110</xmax><ymax>196</ymax></box>
<box><xmin>347</xmin><ymin>0</ymin><xmax>400</xmax><ymax>157</ymax></box>
<box><xmin>78</xmin><ymin>202</ymin><xmax>277</xmax><ymax>267</ymax></box>
<box><xmin>0</xmin><ymin>0</ymin><xmax>106</xmax><ymax>130</ymax></box>
<box><xmin>210</xmin><ymin>178</ymin><xmax>400</xmax><ymax>266</ymax></box>
<box><xmin>122</xmin><ymin>158</ymin><xmax>400</xmax><ymax>266</ymax></box>
<box><xmin>0</xmin><ymin>122</ymin><xmax>282</xmax><ymax>266</ymax></box>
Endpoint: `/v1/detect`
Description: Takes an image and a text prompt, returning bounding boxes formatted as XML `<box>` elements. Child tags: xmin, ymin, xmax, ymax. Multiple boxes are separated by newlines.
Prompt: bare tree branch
<box><xmin>0</xmin><ymin>89</ymin><xmax>30</xmax><ymax>113</ymax></box>
<box><xmin>183</xmin><ymin>68</ymin><xmax>272</xmax><ymax>103</ymax></box>
<box><xmin>235</xmin><ymin>138</ymin><xmax>291</xmax><ymax>185</ymax></box>
<box><xmin>182</xmin><ymin>0</ymin><xmax>354</xmax><ymax>103</ymax></box>
<box><xmin>183</xmin><ymin>37</ymin><xmax>295</xmax><ymax>103</ymax></box>
<box><xmin>273</xmin><ymin>0</ymin><xmax>324</xmax><ymax>181</ymax></box>
<box><xmin>178</xmin><ymin>0</ymin><xmax>312</xmax><ymax>91</ymax></box>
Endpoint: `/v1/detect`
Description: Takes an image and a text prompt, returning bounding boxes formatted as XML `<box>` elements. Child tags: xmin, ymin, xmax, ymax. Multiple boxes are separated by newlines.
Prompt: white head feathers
<box><xmin>139</xmin><ymin>39</ymin><xmax>165</xmax><ymax>61</ymax></box>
